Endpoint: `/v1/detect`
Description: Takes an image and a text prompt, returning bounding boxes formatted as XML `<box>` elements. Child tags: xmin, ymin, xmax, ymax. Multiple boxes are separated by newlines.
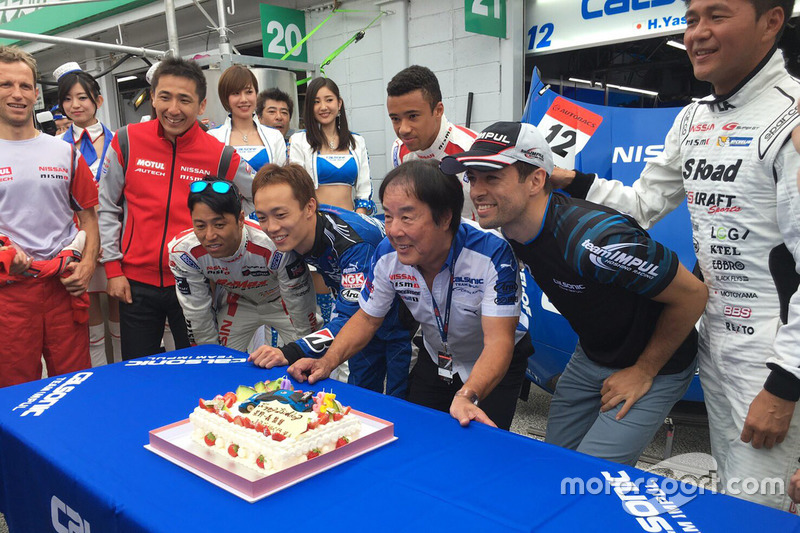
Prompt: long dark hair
<box><xmin>303</xmin><ymin>77</ymin><xmax>354</xmax><ymax>152</ymax></box>
<box><xmin>58</xmin><ymin>70</ymin><xmax>102</xmax><ymax>120</ymax></box>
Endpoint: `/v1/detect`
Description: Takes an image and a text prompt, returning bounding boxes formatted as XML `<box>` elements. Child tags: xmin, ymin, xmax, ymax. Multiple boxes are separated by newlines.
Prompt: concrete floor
<box><xmin>0</xmin><ymin>385</ymin><xmax>712</xmax><ymax>532</ymax></box>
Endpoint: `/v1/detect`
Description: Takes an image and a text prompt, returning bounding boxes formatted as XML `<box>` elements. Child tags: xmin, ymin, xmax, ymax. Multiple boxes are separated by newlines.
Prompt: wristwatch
<box><xmin>455</xmin><ymin>388</ymin><xmax>480</xmax><ymax>406</ymax></box>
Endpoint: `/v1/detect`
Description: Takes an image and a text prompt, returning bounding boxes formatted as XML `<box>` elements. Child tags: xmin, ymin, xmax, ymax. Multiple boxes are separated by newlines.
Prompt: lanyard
<box><xmin>430</xmin><ymin>267</ymin><xmax>455</xmax><ymax>355</ymax></box>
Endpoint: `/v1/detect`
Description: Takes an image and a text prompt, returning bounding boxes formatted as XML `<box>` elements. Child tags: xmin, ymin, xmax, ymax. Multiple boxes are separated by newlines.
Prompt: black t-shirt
<box><xmin>509</xmin><ymin>192</ymin><xmax>697</xmax><ymax>374</ymax></box>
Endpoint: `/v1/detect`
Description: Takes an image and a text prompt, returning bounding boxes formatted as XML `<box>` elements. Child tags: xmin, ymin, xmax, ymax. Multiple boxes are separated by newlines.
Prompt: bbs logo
<box><xmin>724</xmin><ymin>305</ymin><xmax>751</xmax><ymax>319</ymax></box>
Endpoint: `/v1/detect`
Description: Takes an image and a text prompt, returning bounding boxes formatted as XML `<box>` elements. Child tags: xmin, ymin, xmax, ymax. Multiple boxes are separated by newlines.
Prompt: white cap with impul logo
<box><xmin>440</xmin><ymin>121</ymin><xmax>554</xmax><ymax>176</ymax></box>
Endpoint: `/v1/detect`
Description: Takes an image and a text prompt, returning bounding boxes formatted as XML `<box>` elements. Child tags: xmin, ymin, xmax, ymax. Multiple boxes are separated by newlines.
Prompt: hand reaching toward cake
<box><xmin>288</xmin><ymin>356</ymin><xmax>337</xmax><ymax>385</ymax></box>
<box><xmin>249</xmin><ymin>345</ymin><xmax>289</xmax><ymax>368</ymax></box>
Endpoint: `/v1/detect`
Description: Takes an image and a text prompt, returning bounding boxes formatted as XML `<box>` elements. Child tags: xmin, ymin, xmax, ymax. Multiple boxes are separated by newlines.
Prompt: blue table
<box><xmin>1</xmin><ymin>346</ymin><xmax>798</xmax><ymax>532</ymax></box>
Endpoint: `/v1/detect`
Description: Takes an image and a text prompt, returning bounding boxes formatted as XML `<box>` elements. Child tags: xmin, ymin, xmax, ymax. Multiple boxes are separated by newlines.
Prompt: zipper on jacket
<box><xmin>159</xmin><ymin>141</ymin><xmax>178</xmax><ymax>287</ymax></box>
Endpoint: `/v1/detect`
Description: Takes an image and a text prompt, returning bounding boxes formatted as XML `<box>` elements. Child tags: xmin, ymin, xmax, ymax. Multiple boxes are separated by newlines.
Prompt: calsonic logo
<box><xmin>0</xmin><ymin>166</ymin><xmax>12</xmax><ymax>182</ymax></box>
<box><xmin>717</xmin><ymin>136</ymin><xmax>752</xmax><ymax>147</ymax></box>
<box><xmin>581</xmin><ymin>0</ymin><xmax>676</xmax><ymax>19</ymax></box>
<box><xmin>554</xmin><ymin>279</ymin><xmax>586</xmax><ymax>293</ymax></box>
<box><xmin>12</xmin><ymin>372</ymin><xmax>92</xmax><ymax>417</ymax></box>
<box><xmin>581</xmin><ymin>240</ymin><xmax>660</xmax><ymax>277</ymax></box>
<box><xmin>476</xmin><ymin>131</ymin><xmax>511</xmax><ymax>144</ymax></box>
<box><xmin>125</xmin><ymin>354</ymin><xmax>246</xmax><ymax>365</ymax></box>
<box><xmin>341</xmin><ymin>272</ymin><xmax>365</xmax><ymax>290</ymax></box>
<box><xmin>52</xmin><ymin>495</ymin><xmax>91</xmax><ymax>533</ymax></box>
<box><xmin>682</xmin><ymin>159</ymin><xmax>741</xmax><ymax>181</ymax></box>
<box><xmin>180</xmin><ymin>253</ymin><xmax>200</xmax><ymax>270</ymax></box>
<box><xmin>136</xmin><ymin>158</ymin><xmax>165</xmax><ymax>170</ymax></box>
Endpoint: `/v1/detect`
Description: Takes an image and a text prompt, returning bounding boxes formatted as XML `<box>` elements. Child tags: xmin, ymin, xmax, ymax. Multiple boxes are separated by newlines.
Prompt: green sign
<box><xmin>260</xmin><ymin>4</ymin><xmax>307</xmax><ymax>62</ymax></box>
<box><xmin>465</xmin><ymin>0</ymin><xmax>506</xmax><ymax>39</ymax></box>
<box><xmin>0</xmin><ymin>0</ymin><xmax>155</xmax><ymax>46</ymax></box>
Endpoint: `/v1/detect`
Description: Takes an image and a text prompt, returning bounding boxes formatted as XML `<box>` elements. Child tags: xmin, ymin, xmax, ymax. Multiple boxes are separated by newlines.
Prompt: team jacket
<box><xmin>288</xmin><ymin>130</ymin><xmax>375</xmax><ymax>213</ymax></box>
<box><xmin>167</xmin><ymin>222</ymin><xmax>317</xmax><ymax>346</ymax></box>
<box><xmin>565</xmin><ymin>49</ymin><xmax>800</xmax><ymax>399</ymax></box>
<box><xmin>509</xmin><ymin>193</ymin><xmax>696</xmax><ymax>374</ymax></box>
<box><xmin>208</xmin><ymin>116</ymin><xmax>287</xmax><ymax>168</ymax></box>
<box><xmin>390</xmin><ymin>115</ymin><xmax>478</xmax><ymax>219</ymax></box>
<box><xmin>280</xmin><ymin>205</ymin><xmax>405</xmax><ymax>363</ymax></box>
<box><xmin>98</xmin><ymin>120</ymin><xmax>254</xmax><ymax>287</ymax></box>
<box><xmin>360</xmin><ymin>219</ymin><xmax>525</xmax><ymax>379</ymax></box>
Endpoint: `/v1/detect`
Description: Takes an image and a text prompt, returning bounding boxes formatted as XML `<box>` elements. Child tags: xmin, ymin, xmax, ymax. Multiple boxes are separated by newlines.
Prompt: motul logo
<box><xmin>0</xmin><ymin>167</ymin><xmax>11</xmax><ymax>176</ymax></box>
<box><xmin>136</xmin><ymin>158</ymin><xmax>165</xmax><ymax>170</ymax></box>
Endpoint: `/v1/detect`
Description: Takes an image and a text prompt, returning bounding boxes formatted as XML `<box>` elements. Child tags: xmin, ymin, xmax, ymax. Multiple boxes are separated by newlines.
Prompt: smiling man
<box><xmin>98</xmin><ymin>57</ymin><xmax>255</xmax><ymax>359</ymax></box>
<box><xmin>287</xmin><ymin>160</ymin><xmax>533</xmax><ymax>430</ymax></box>
<box><xmin>0</xmin><ymin>46</ymin><xmax>99</xmax><ymax>386</ymax></box>
<box><xmin>248</xmin><ymin>163</ymin><xmax>412</xmax><ymax>398</ymax></box>
<box><xmin>387</xmin><ymin>65</ymin><xmax>477</xmax><ymax>219</ymax></box>
<box><xmin>551</xmin><ymin>0</ymin><xmax>800</xmax><ymax>511</ymax></box>
<box><xmin>167</xmin><ymin>177</ymin><xmax>316</xmax><ymax>351</ymax></box>
<box><xmin>443</xmin><ymin>122</ymin><xmax>707</xmax><ymax>459</ymax></box>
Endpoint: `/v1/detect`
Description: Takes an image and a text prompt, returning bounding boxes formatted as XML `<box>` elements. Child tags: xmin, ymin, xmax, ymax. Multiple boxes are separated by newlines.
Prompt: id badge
<box><xmin>437</xmin><ymin>351</ymin><xmax>453</xmax><ymax>384</ymax></box>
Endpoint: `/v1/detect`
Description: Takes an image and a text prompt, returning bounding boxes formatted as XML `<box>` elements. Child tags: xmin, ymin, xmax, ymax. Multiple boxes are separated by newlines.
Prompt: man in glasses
<box><xmin>98</xmin><ymin>57</ymin><xmax>254</xmax><ymax>359</ymax></box>
<box><xmin>168</xmin><ymin>177</ymin><xmax>317</xmax><ymax>351</ymax></box>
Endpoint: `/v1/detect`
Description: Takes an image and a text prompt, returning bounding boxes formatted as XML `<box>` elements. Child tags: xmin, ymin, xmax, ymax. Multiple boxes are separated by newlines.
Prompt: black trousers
<box><xmin>407</xmin><ymin>332</ymin><xmax>532</xmax><ymax>430</ymax></box>
<box><xmin>119</xmin><ymin>280</ymin><xmax>190</xmax><ymax>360</ymax></box>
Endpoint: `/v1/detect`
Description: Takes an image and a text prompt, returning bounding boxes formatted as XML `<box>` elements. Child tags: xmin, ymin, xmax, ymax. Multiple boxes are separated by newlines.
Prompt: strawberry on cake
<box><xmin>190</xmin><ymin>377</ymin><xmax>361</xmax><ymax>473</ymax></box>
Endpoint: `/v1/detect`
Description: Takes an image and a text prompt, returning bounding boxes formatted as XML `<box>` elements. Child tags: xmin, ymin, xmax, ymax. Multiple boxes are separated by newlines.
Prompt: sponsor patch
<box><xmin>286</xmin><ymin>258</ymin><xmax>306</xmax><ymax>279</ymax></box>
<box><xmin>340</xmin><ymin>288</ymin><xmax>361</xmax><ymax>302</ymax></box>
<box><xmin>180</xmin><ymin>253</ymin><xmax>200</xmax><ymax>270</ymax></box>
<box><xmin>304</xmin><ymin>329</ymin><xmax>334</xmax><ymax>353</ymax></box>
<box><xmin>341</xmin><ymin>272</ymin><xmax>365</xmax><ymax>290</ymax></box>
<box><xmin>176</xmin><ymin>276</ymin><xmax>191</xmax><ymax>295</ymax></box>
<box><xmin>581</xmin><ymin>239</ymin><xmax>661</xmax><ymax>278</ymax></box>
<box><xmin>269</xmin><ymin>250</ymin><xmax>284</xmax><ymax>271</ymax></box>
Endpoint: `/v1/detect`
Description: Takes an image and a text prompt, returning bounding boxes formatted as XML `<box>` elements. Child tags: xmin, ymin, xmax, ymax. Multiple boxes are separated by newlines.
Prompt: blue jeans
<box><xmin>545</xmin><ymin>344</ymin><xmax>696</xmax><ymax>465</ymax></box>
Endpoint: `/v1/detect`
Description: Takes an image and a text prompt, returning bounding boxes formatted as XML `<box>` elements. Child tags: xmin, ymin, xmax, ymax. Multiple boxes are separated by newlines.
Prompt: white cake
<box><xmin>190</xmin><ymin>378</ymin><xmax>361</xmax><ymax>473</ymax></box>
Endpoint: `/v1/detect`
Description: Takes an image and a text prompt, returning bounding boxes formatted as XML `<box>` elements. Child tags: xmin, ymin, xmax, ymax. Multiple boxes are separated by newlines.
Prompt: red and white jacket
<box><xmin>98</xmin><ymin>120</ymin><xmax>253</xmax><ymax>287</ymax></box>
<box><xmin>390</xmin><ymin>115</ymin><xmax>477</xmax><ymax>219</ymax></box>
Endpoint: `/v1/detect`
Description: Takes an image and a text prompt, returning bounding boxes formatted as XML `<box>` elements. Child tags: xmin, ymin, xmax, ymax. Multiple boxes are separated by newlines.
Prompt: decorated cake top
<box><xmin>198</xmin><ymin>377</ymin><xmax>352</xmax><ymax>440</ymax></box>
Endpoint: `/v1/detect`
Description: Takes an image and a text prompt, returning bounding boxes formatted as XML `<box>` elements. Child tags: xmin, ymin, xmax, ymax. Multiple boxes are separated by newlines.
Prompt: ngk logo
<box><xmin>51</xmin><ymin>495</ymin><xmax>91</xmax><ymax>533</ymax></box>
<box><xmin>724</xmin><ymin>305</ymin><xmax>751</xmax><ymax>319</ymax></box>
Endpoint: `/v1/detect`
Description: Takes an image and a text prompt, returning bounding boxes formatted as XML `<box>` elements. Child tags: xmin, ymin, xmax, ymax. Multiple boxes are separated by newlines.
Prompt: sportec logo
<box><xmin>686</xmin><ymin>191</ymin><xmax>740</xmax><ymax>214</ymax></box>
<box><xmin>52</xmin><ymin>495</ymin><xmax>90</xmax><ymax>533</ymax></box>
<box><xmin>717</xmin><ymin>136</ymin><xmax>752</xmax><ymax>147</ymax></box>
<box><xmin>682</xmin><ymin>159</ymin><xmax>741</xmax><ymax>181</ymax></box>
<box><xmin>12</xmin><ymin>372</ymin><xmax>92</xmax><ymax>417</ymax></box>
<box><xmin>581</xmin><ymin>240</ymin><xmax>660</xmax><ymax>277</ymax></box>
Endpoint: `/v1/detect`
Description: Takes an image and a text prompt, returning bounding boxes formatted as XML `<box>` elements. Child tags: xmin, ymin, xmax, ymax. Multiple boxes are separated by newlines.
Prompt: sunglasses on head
<box><xmin>189</xmin><ymin>180</ymin><xmax>234</xmax><ymax>194</ymax></box>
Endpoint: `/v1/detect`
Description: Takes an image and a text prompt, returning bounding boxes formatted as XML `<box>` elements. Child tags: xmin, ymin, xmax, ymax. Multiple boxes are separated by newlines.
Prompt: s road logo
<box><xmin>683</xmin><ymin>159</ymin><xmax>742</xmax><ymax>181</ymax></box>
<box><xmin>581</xmin><ymin>240</ymin><xmax>660</xmax><ymax>278</ymax></box>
